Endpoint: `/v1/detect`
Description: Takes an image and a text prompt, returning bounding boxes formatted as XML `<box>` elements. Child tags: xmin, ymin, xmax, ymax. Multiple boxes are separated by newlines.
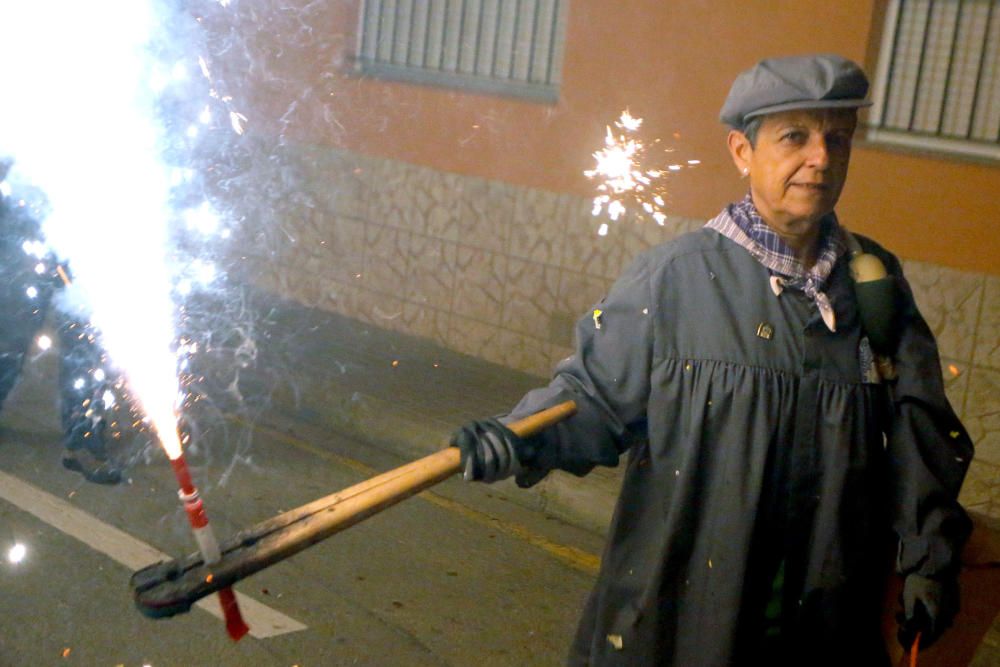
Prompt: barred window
<box><xmin>868</xmin><ymin>0</ymin><xmax>1000</xmax><ymax>160</ymax></box>
<box><xmin>355</xmin><ymin>0</ymin><xmax>568</xmax><ymax>103</ymax></box>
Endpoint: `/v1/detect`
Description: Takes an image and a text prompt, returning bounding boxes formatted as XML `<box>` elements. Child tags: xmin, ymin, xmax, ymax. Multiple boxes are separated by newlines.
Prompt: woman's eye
<box><xmin>828</xmin><ymin>132</ymin><xmax>851</xmax><ymax>147</ymax></box>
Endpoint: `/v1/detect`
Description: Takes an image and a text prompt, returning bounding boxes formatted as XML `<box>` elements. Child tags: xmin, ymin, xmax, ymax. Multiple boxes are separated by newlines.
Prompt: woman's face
<box><xmin>729</xmin><ymin>108</ymin><xmax>856</xmax><ymax>249</ymax></box>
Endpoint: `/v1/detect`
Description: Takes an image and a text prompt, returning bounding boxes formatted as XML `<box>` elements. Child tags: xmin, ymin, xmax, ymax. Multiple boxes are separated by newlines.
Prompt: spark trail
<box><xmin>584</xmin><ymin>110</ymin><xmax>700</xmax><ymax>235</ymax></box>
<box><xmin>0</xmin><ymin>2</ymin><xmax>184</xmax><ymax>453</ymax></box>
<box><xmin>0</xmin><ymin>0</ymin><xmax>248</xmax><ymax>639</ymax></box>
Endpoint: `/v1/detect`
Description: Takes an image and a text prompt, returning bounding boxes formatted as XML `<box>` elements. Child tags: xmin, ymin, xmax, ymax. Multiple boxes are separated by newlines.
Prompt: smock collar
<box><xmin>706</xmin><ymin>195</ymin><xmax>846</xmax><ymax>332</ymax></box>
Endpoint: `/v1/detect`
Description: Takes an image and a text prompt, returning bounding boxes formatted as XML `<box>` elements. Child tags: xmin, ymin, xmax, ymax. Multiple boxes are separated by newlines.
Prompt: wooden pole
<box><xmin>132</xmin><ymin>400</ymin><xmax>577</xmax><ymax>618</ymax></box>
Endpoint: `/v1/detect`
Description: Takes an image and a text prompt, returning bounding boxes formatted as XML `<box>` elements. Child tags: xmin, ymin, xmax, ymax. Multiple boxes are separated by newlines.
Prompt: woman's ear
<box><xmin>727</xmin><ymin>129</ymin><xmax>752</xmax><ymax>177</ymax></box>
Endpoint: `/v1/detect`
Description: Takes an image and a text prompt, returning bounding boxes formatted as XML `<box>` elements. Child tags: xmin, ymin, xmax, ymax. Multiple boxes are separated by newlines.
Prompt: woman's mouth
<box><xmin>790</xmin><ymin>182</ymin><xmax>831</xmax><ymax>197</ymax></box>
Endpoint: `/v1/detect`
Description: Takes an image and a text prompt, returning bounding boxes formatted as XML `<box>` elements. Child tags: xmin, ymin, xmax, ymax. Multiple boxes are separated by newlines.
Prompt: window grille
<box><xmin>355</xmin><ymin>0</ymin><xmax>568</xmax><ymax>103</ymax></box>
<box><xmin>868</xmin><ymin>0</ymin><xmax>1000</xmax><ymax>160</ymax></box>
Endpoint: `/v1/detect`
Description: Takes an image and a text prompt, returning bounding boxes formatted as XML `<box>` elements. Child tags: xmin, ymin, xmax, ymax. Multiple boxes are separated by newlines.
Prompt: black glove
<box><xmin>897</xmin><ymin>573</ymin><xmax>959</xmax><ymax>650</ymax></box>
<box><xmin>450</xmin><ymin>418</ymin><xmax>540</xmax><ymax>484</ymax></box>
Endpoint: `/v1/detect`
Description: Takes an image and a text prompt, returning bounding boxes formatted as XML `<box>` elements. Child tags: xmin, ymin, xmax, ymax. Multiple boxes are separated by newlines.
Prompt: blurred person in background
<box><xmin>0</xmin><ymin>159</ymin><xmax>122</xmax><ymax>484</ymax></box>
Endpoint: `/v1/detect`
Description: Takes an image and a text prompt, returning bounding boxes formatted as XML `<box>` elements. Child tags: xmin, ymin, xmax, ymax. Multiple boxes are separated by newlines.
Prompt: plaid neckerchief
<box><xmin>705</xmin><ymin>194</ymin><xmax>846</xmax><ymax>331</ymax></box>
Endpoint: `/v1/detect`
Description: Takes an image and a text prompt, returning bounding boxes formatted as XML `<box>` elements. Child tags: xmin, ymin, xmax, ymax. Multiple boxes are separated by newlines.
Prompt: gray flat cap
<box><xmin>719</xmin><ymin>54</ymin><xmax>871</xmax><ymax>128</ymax></box>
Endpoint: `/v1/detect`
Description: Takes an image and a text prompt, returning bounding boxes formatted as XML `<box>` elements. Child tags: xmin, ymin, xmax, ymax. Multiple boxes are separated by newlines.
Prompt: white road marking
<box><xmin>0</xmin><ymin>470</ymin><xmax>307</xmax><ymax>638</ymax></box>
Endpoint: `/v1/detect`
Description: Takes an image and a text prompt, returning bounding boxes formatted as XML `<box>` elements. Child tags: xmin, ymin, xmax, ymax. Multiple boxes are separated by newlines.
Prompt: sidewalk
<box><xmin>218</xmin><ymin>288</ymin><xmax>622</xmax><ymax>536</ymax></box>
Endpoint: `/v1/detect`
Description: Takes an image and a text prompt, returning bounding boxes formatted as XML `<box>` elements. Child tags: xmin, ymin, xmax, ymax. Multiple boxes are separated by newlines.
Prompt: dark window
<box><xmin>868</xmin><ymin>0</ymin><xmax>1000</xmax><ymax>160</ymax></box>
<box><xmin>356</xmin><ymin>0</ymin><xmax>568</xmax><ymax>103</ymax></box>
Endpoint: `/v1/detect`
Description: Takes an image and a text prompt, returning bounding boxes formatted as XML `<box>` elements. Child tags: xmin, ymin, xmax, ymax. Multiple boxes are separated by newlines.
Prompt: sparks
<box><xmin>170</xmin><ymin>168</ymin><xmax>195</xmax><ymax>186</ymax></box>
<box><xmin>22</xmin><ymin>239</ymin><xmax>47</xmax><ymax>259</ymax></box>
<box><xmin>183</xmin><ymin>202</ymin><xmax>220</xmax><ymax>235</ymax></box>
<box><xmin>0</xmin><ymin>2</ymin><xmax>190</xmax><ymax>459</ymax></box>
<box><xmin>197</xmin><ymin>51</ymin><xmax>248</xmax><ymax>137</ymax></box>
<box><xmin>171</xmin><ymin>61</ymin><xmax>189</xmax><ymax>82</ymax></box>
<box><xmin>619</xmin><ymin>110</ymin><xmax>643</xmax><ymax>131</ymax></box>
<box><xmin>7</xmin><ymin>543</ymin><xmax>26</xmax><ymax>564</ymax></box>
<box><xmin>584</xmin><ymin>110</ymin><xmax>699</xmax><ymax>232</ymax></box>
<box><xmin>190</xmin><ymin>259</ymin><xmax>218</xmax><ymax>286</ymax></box>
<box><xmin>5</xmin><ymin>2</ymin><xmax>243</xmax><ymax>461</ymax></box>
<box><xmin>229</xmin><ymin>111</ymin><xmax>248</xmax><ymax>135</ymax></box>
<box><xmin>2</xmin><ymin>6</ymin><xmax>250</xmax><ymax>635</ymax></box>
<box><xmin>36</xmin><ymin>334</ymin><xmax>52</xmax><ymax>351</ymax></box>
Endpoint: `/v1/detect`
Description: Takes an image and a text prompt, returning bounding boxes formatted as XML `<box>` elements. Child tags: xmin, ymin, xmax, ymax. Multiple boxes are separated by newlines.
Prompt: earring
<box><xmin>741</xmin><ymin>167</ymin><xmax>749</xmax><ymax>178</ymax></box>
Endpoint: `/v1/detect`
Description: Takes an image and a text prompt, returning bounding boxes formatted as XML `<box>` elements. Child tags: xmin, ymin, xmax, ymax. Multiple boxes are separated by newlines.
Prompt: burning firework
<box><xmin>0</xmin><ymin>1</ymin><xmax>248</xmax><ymax>640</ymax></box>
<box><xmin>584</xmin><ymin>110</ymin><xmax>700</xmax><ymax>235</ymax></box>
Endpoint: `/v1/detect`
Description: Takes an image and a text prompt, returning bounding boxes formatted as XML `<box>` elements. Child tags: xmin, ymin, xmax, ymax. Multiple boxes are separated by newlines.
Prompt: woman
<box><xmin>454</xmin><ymin>54</ymin><xmax>972</xmax><ymax>665</ymax></box>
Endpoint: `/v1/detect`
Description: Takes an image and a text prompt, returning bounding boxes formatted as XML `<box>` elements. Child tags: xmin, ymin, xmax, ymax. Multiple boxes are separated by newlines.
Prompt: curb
<box><xmin>268</xmin><ymin>379</ymin><xmax>619</xmax><ymax>537</ymax></box>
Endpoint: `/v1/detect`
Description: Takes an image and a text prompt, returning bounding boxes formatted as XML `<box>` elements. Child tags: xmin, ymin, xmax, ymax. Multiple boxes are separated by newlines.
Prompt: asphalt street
<box><xmin>6</xmin><ymin>292</ymin><xmax>994</xmax><ymax>667</ymax></box>
<box><xmin>0</xmin><ymin>351</ymin><xmax>602</xmax><ymax>666</ymax></box>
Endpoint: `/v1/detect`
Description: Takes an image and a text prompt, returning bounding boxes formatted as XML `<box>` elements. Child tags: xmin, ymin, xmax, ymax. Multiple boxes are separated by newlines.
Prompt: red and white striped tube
<box><xmin>169</xmin><ymin>454</ymin><xmax>221</xmax><ymax>563</ymax></box>
<box><xmin>168</xmin><ymin>452</ymin><xmax>248</xmax><ymax>639</ymax></box>
<box><xmin>177</xmin><ymin>487</ymin><xmax>222</xmax><ymax>564</ymax></box>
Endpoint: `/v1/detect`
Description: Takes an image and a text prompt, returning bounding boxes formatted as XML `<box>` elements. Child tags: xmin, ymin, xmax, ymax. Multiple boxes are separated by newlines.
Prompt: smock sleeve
<box><xmin>880</xmin><ymin>250</ymin><xmax>974</xmax><ymax>578</ymax></box>
<box><xmin>501</xmin><ymin>253</ymin><xmax>656</xmax><ymax>485</ymax></box>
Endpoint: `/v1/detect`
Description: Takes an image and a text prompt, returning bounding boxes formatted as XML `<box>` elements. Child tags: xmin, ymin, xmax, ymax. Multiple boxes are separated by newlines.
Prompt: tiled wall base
<box><xmin>224</xmin><ymin>137</ymin><xmax>999</xmax><ymax>522</ymax></box>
